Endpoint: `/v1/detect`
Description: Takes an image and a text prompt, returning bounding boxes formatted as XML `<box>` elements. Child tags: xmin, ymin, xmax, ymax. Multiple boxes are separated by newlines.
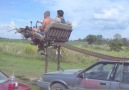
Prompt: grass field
<box><xmin>0</xmin><ymin>50</ymin><xmax>96</xmax><ymax>90</ymax></box>
<box><xmin>0</xmin><ymin>39</ymin><xmax>97</xmax><ymax>90</ymax></box>
<box><xmin>68</xmin><ymin>41</ymin><xmax>129</xmax><ymax>58</ymax></box>
<box><xmin>0</xmin><ymin>39</ymin><xmax>129</xmax><ymax>90</ymax></box>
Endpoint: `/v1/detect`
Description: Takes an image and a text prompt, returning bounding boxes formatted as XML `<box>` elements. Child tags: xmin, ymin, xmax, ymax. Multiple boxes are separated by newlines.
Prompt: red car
<box><xmin>0</xmin><ymin>71</ymin><xmax>31</xmax><ymax>90</ymax></box>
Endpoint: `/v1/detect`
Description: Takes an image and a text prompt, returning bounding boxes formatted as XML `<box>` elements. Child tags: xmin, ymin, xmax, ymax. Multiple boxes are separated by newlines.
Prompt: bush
<box><xmin>24</xmin><ymin>44</ymin><xmax>37</xmax><ymax>55</ymax></box>
<box><xmin>109</xmin><ymin>41</ymin><xmax>123</xmax><ymax>51</ymax></box>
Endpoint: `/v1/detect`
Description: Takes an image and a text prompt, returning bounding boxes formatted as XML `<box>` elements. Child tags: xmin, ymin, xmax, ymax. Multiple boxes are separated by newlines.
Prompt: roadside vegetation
<box><xmin>0</xmin><ymin>33</ymin><xmax>129</xmax><ymax>90</ymax></box>
<box><xmin>76</xmin><ymin>33</ymin><xmax>129</xmax><ymax>58</ymax></box>
<box><xmin>0</xmin><ymin>39</ymin><xmax>97</xmax><ymax>90</ymax></box>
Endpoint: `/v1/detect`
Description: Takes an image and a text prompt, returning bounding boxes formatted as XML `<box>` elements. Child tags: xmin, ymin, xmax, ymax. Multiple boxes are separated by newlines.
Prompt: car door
<box><xmin>107</xmin><ymin>62</ymin><xmax>129</xmax><ymax>89</ymax></box>
<box><xmin>77</xmin><ymin>62</ymin><xmax>115</xmax><ymax>89</ymax></box>
<box><xmin>119</xmin><ymin>63</ymin><xmax>129</xmax><ymax>89</ymax></box>
<box><xmin>110</xmin><ymin>63</ymin><xmax>122</xmax><ymax>89</ymax></box>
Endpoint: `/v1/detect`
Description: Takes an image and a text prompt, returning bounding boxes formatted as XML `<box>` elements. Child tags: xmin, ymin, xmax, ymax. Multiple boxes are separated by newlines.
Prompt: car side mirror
<box><xmin>79</xmin><ymin>73</ymin><xmax>85</xmax><ymax>78</ymax></box>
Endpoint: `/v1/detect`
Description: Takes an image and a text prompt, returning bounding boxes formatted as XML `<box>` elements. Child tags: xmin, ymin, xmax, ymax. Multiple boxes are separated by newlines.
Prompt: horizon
<box><xmin>0</xmin><ymin>33</ymin><xmax>128</xmax><ymax>40</ymax></box>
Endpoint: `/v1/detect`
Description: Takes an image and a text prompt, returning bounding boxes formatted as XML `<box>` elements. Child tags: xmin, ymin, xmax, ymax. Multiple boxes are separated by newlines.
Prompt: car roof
<box><xmin>97</xmin><ymin>59</ymin><xmax>129</xmax><ymax>63</ymax></box>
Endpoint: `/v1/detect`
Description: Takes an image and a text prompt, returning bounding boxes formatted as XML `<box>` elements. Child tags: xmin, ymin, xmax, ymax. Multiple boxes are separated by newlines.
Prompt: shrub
<box><xmin>109</xmin><ymin>41</ymin><xmax>123</xmax><ymax>51</ymax></box>
<box><xmin>24</xmin><ymin>44</ymin><xmax>37</xmax><ymax>55</ymax></box>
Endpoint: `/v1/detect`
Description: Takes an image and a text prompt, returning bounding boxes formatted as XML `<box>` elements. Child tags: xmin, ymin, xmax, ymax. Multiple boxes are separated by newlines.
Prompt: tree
<box><xmin>95</xmin><ymin>35</ymin><xmax>103</xmax><ymax>45</ymax></box>
<box><xmin>114</xmin><ymin>33</ymin><xmax>121</xmax><ymax>40</ymax></box>
<box><xmin>78</xmin><ymin>38</ymin><xmax>82</xmax><ymax>41</ymax></box>
<box><xmin>122</xmin><ymin>38</ymin><xmax>129</xmax><ymax>46</ymax></box>
<box><xmin>109</xmin><ymin>34</ymin><xmax>123</xmax><ymax>51</ymax></box>
<box><xmin>109</xmin><ymin>40</ymin><xmax>123</xmax><ymax>51</ymax></box>
<box><xmin>85</xmin><ymin>34</ymin><xmax>96</xmax><ymax>45</ymax></box>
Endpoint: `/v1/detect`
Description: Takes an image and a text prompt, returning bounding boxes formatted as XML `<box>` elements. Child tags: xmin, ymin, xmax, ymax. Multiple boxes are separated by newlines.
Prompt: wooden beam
<box><xmin>62</xmin><ymin>44</ymin><xmax>129</xmax><ymax>61</ymax></box>
<box><xmin>45</xmin><ymin>48</ymin><xmax>49</xmax><ymax>73</ymax></box>
<box><xmin>57</xmin><ymin>46</ymin><xmax>61</xmax><ymax>71</ymax></box>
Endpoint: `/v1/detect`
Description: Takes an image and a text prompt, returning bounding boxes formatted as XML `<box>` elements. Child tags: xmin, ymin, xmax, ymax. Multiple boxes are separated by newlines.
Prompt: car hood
<box><xmin>45</xmin><ymin>69</ymin><xmax>82</xmax><ymax>75</ymax></box>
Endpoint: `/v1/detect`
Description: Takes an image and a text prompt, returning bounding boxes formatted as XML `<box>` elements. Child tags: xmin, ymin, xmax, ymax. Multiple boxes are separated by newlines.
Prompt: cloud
<box><xmin>93</xmin><ymin>5</ymin><xmax>129</xmax><ymax>31</ymax></box>
<box><xmin>94</xmin><ymin>8</ymin><xmax>120</xmax><ymax>20</ymax></box>
<box><xmin>1</xmin><ymin>0</ymin><xmax>129</xmax><ymax>39</ymax></box>
<box><xmin>8</xmin><ymin>20</ymin><xmax>17</xmax><ymax>29</ymax></box>
<box><xmin>0</xmin><ymin>20</ymin><xmax>22</xmax><ymax>39</ymax></box>
<box><xmin>37</xmin><ymin>0</ymin><xmax>129</xmax><ymax>39</ymax></box>
<box><xmin>121</xmin><ymin>26</ymin><xmax>129</xmax><ymax>38</ymax></box>
<box><xmin>0</xmin><ymin>20</ymin><xmax>16</xmax><ymax>30</ymax></box>
<box><xmin>35</xmin><ymin>0</ymin><xmax>129</xmax><ymax>37</ymax></box>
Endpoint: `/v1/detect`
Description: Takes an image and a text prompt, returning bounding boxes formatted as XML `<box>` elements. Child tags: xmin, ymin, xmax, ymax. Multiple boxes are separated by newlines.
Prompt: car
<box><xmin>0</xmin><ymin>71</ymin><xmax>31</xmax><ymax>90</ymax></box>
<box><xmin>36</xmin><ymin>59</ymin><xmax>129</xmax><ymax>90</ymax></box>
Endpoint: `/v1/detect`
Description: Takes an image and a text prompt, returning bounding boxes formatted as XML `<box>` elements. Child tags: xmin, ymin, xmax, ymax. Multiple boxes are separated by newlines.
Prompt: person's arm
<box><xmin>33</xmin><ymin>28</ymin><xmax>39</xmax><ymax>32</ymax></box>
<box><xmin>37</xmin><ymin>21</ymin><xmax>43</xmax><ymax>24</ymax></box>
<box><xmin>41</xmin><ymin>19</ymin><xmax>46</xmax><ymax>31</ymax></box>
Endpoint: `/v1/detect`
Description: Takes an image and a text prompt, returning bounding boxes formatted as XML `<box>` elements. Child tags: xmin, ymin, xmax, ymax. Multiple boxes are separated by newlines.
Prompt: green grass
<box><xmin>0</xmin><ymin>54</ymin><xmax>43</xmax><ymax>77</ymax></box>
<box><xmin>0</xmin><ymin>53</ymin><xmax>94</xmax><ymax>77</ymax></box>
<box><xmin>67</xmin><ymin>40</ymin><xmax>88</xmax><ymax>46</ymax></box>
<box><xmin>1</xmin><ymin>39</ymin><xmax>129</xmax><ymax>90</ymax></box>
<box><xmin>0</xmin><ymin>38</ymin><xmax>28</xmax><ymax>43</ymax></box>
<box><xmin>0</xmin><ymin>52</ymin><xmax>95</xmax><ymax>90</ymax></box>
<box><xmin>68</xmin><ymin>41</ymin><xmax>129</xmax><ymax>58</ymax></box>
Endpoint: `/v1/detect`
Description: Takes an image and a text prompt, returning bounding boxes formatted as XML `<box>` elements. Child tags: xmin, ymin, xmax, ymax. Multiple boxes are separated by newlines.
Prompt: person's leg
<box><xmin>33</xmin><ymin>32</ymin><xmax>45</xmax><ymax>40</ymax></box>
<box><xmin>39</xmin><ymin>31</ymin><xmax>45</xmax><ymax>36</ymax></box>
<box><xmin>38</xmin><ymin>42</ymin><xmax>45</xmax><ymax>51</ymax></box>
<box><xmin>31</xmin><ymin>38</ymin><xmax>40</xmax><ymax>45</ymax></box>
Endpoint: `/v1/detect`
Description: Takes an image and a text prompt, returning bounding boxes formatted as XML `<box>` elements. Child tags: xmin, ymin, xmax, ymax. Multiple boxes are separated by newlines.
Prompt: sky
<box><xmin>0</xmin><ymin>0</ymin><xmax>129</xmax><ymax>39</ymax></box>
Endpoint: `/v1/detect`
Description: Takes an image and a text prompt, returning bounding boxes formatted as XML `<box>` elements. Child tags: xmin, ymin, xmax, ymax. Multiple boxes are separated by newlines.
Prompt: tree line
<box><xmin>77</xmin><ymin>34</ymin><xmax>129</xmax><ymax>51</ymax></box>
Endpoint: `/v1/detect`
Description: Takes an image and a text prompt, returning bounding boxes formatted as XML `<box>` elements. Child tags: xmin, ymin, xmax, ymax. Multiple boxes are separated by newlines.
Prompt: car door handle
<box><xmin>100</xmin><ymin>82</ymin><xmax>106</xmax><ymax>85</ymax></box>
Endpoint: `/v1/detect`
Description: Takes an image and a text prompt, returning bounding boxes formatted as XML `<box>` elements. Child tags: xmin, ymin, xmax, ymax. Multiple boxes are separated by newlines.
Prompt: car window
<box><xmin>0</xmin><ymin>72</ymin><xmax>8</xmax><ymax>83</ymax></box>
<box><xmin>114</xmin><ymin>64</ymin><xmax>122</xmax><ymax>81</ymax></box>
<box><xmin>114</xmin><ymin>63</ymin><xmax>129</xmax><ymax>83</ymax></box>
<box><xmin>84</xmin><ymin>63</ymin><xmax>114</xmax><ymax>80</ymax></box>
<box><xmin>123</xmin><ymin>64</ymin><xmax>129</xmax><ymax>83</ymax></box>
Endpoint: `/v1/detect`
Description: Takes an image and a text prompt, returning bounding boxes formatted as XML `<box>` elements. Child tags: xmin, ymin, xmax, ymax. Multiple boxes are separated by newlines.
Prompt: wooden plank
<box><xmin>62</xmin><ymin>44</ymin><xmax>129</xmax><ymax>61</ymax></box>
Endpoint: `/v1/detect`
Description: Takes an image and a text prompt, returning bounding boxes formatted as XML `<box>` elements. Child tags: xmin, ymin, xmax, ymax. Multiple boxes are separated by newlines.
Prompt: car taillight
<box><xmin>8</xmin><ymin>83</ymin><xmax>15</xmax><ymax>90</ymax></box>
<box><xmin>8</xmin><ymin>74</ymin><xmax>19</xmax><ymax>90</ymax></box>
<box><xmin>8</xmin><ymin>82</ymin><xmax>18</xmax><ymax>90</ymax></box>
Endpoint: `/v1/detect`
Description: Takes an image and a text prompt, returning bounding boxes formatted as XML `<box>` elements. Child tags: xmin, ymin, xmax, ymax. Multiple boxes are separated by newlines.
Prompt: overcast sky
<box><xmin>0</xmin><ymin>0</ymin><xmax>129</xmax><ymax>39</ymax></box>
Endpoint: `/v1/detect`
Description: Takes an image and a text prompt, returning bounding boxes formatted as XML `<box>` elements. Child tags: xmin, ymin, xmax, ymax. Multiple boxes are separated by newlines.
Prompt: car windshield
<box><xmin>0</xmin><ymin>72</ymin><xmax>8</xmax><ymax>83</ymax></box>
